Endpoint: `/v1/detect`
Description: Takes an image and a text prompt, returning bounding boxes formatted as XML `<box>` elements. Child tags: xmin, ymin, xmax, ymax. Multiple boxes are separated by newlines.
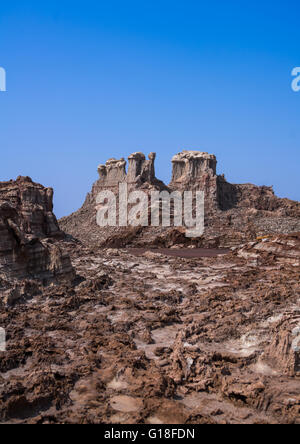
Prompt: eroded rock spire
<box><xmin>97</xmin><ymin>152</ymin><xmax>159</xmax><ymax>187</ymax></box>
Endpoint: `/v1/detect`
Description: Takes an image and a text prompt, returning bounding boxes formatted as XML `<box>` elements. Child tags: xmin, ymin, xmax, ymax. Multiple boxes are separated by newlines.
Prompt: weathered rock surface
<box><xmin>60</xmin><ymin>150</ymin><xmax>300</xmax><ymax>247</ymax></box>
<box><xmin>234</xmin><ymin>232</ymin><xmax>300</xmax><ymax>266</ymax></box>
<box><xmin>263</xmin><ymin>317</ymin><xmax>300</xmax><ymax>377</ymax></box>
<box><xmin>0</xmin><ymin>176</ymin><xmax>59</xmax><ymax>237</ymax></box>
<box><xmin>171</xmin><ymin>151</ymin><xmax>217</xmax><ymax>184</ymax></box>
<box><xmin>60</xmin><ymin>151</ymin><xmax>168</xmax><ymax>246</ymax></box>
<box><xmin>97</xmin><ymin>152</ymin><xmax>164</xmax><ymax>189</ymax></box>
<box><xmin>0</xmin><ymin>177</ymin><xmax>74</xmax><ymax>300</ymax></box>
<box><xmin>0</xmin><ymin>240</ymin><xmax>299</xmax><ymax>423</ymax></box>
<box><xmin>97</xmin><ymin>158</ymin><xmax>127</xmax><ymax>187</ymax></box>
<box><xmin>1</xmin><ymin>159</ymin><xmax>299</xmax><ymax>424</ymax></box>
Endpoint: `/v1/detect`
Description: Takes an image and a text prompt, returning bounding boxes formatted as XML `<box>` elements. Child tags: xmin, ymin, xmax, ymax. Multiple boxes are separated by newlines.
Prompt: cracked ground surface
<box><xmin>0</xmin><ymin>242</ymin><xmax>299</xmax><ymax>424</ymax></box>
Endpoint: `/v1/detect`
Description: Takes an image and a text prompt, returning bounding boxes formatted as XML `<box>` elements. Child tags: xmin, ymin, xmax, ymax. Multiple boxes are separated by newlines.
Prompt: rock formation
<box><xmin>97</xmin><ymin>158</ymin><xmax>127</xmax><ymax>187</ymax></box>
<box><xmin>263</xmin><ymin>316</ymin><xmax>300</xmax><ymax>377</ymax></box>
<box><xmin>170</xmin><ymin>151</ymin><xmax>218</xmax><ymax>215</ymax></box>
<box><xmin>127</xmin><ymin>152</ymin><xmax>158</xmax><ymax>184</ymax></box>
<box><xmin>1</xmin><ymin>233</ymin><xmax>299</xmax><ymax>423</ymax></box>
<box><xmin>96</xmin><ymin>152</ymin><xmax>164</xmax><ymax>190</ymax></box>
<box><xmin>170</xmin><ymin>151</ymin><xmax>300</xmax><ymax>215</ymax></box>
<box><xmin>0</xmin><ymin>176</ymin><xmax>60</xmax><ymax>237</ymax></box>
<box><xmin>59</xmin><ymin>150</ymin><xmax>300</xmax><ymax>247</ymax></box>
<box><xmin>234</xmin><ymin>232</ymin><xmax>300</xmax><ymax>266</ymax></box>
<box><xmin>171</xmin><ymin>151</ymin><xmax>217</xmax><ymax>185</ymax></box>
<box><xmin>0</xmin><ymin>177</ymin><xmax>74</xmax><ymax>302</ymax></box>
<box><xmin>1</xmin><ymin>162</ymin><xmax>300</xmax><ymax>425</ymax></box>
<box><xmin>127</xmin><ymin>152</ymin><xmax>147</xmax><ymax>183</ymax></box>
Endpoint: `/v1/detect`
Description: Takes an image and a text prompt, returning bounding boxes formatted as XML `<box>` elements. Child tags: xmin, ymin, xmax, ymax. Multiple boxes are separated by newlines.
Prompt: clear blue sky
<box><xmin>0</xmin><ymin>0</ymin><xmax>299</xmax><ymax>217</ymax></box>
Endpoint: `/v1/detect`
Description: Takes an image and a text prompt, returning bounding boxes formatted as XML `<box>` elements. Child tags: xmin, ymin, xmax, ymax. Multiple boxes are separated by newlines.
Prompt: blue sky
<box><xmin>0</xmin><ymin>0</ymin><xmax>299</xmax><ymax>217</ymax></box>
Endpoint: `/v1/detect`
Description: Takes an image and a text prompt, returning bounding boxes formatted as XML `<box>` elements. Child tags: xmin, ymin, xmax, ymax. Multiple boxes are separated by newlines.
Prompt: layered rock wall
<box><xmin>171</xmin><ymin>151</ymin><xmax>217</xmax><ymax>185</ymax></box>
<box><xmin>0</xmin><ymin>176</ymin><xmax>59</xmax><ymax>237</ymax></box>
<box><xmin>170</xmin><ymin>151</ymin><xmax>219</xmax><ymax>214</ymax></box>
<box><xmin>97</xmin><ymin>158</ymin><xmax>127</xmax><ymax>187</ymax></box>
<box><xmin>97</xmin><ymin>152</ymin><xmax>161</xmax><ymax>188</ymax></box>
<box><xmin>0</xmin><ymin>176</ymin><xmax>74</xmax><ymax>286</ymax></box>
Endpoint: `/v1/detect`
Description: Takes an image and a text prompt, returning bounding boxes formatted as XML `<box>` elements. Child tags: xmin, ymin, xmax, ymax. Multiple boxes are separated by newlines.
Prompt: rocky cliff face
<box><xmin>96</xmin><ymin>152</ymin><xmax>165</xmax><ymax>190</ymax></box>
<box><xmin>97</xmin><ymin>158</ymin><xmax>127</xmax><ymax>187</ymax></box>
<box><xmin>59</xmin><ymin>150</ymin><xmax>300</xmax><ymax>247</ymax></box>
<box><xmin>0</xmin><ymin>177</ymin><xmax>74</xmax><ymax>303</ymax></box>
<box><xmin>170</xmin><ymin>151</ymin><xmax>218</xmax><ymax>215</ymax></box>
<box><xmin>1</xmin><ymin>169</ymin><xmax>299</xmax><ymax>424</ymax></box>
<box><xmin>59</xmin><ymin>152</ymin><xmax>169</xmax><ymax>246</ymax></box>
<box><xmin>170</xmin><ymin>151</ymin><xmax>300</xmax><ymax>215</ymax></box>
<box><xmin>0</xmin><ymin>176</ymin><xmax>60</xmax><ymax>237</ymax></box>
<box><xmin>171</xmin><ymin>151</ymin><xmax>217</xmax><ymax>185</ymax></box>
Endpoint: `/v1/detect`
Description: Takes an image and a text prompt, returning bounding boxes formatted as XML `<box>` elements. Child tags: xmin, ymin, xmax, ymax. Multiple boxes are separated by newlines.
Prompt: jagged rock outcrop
<box><xmin>60</xmin><ymin>150</ymin><xmax>300</xmax><ymax>247</ymax></box>
<box><xmin>234</xmin><ymin>232</ymin><xmax>300</xmax><ymax>266</ymax></box>
<box><xmin>59</xmin><ymin>152</ymin><xmax>168</xmax><ymax>246</ymax></box>
<box><xmin>127</xmin><ymin>152</ymin><xmax>158</xmax><ymax>184</ymax></box>
<box><xmin>0</xmin><ymin>177</ymin><xmax>74</xmax><ymax>297</ymax></box>
<box><xmin>171</xmin><ymin>151</ymin><xmax>217</xmax><ymax>185</ymax></box>
<box><xmin>2</xmin><ymin>216</ymin><xmax>300</xmax><ymax>423</ymax></box>
<box><xmin>0</xmin><ymin>176</ymin><xmax>60</xmax><ymax>237</ymax></box>
<box><xmin>170</xmin><ymin>151</ymin><xmax>218</xmax><ymax>214</ymax></box>
<box><xmin>97</xmin><ymin>158</ymin><xmax>127</xmax><ymax>187</ymax></box>
<box><xmin>97</xmin><ymin>152</ymin><xmax>164</xmax><ymax>189</ymax></box>
<box><xmin>262</xmin><ymin>316</ymin><xmax>300</xmax><ymax>376</ymax></box>
<box><xmin>170</xmin><ymin>151</ymin><xmax>300</xmax><ymax>215</ymax></box>
<box><xmin>127</xmin><ymin>152</ymin><xmax>147</xmax><ymax>183</ymax></box>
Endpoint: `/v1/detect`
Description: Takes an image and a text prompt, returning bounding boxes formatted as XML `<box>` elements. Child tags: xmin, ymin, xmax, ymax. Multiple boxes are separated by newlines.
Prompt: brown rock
<box><xmin>0</xmin><ymin>176</ymin><xmax>74</xmax><ymax>291</ymax></box>
<box><xmin>59</xmin><ymin>150</ymin><xmax>300</xmax><ymax>248</ymax></box>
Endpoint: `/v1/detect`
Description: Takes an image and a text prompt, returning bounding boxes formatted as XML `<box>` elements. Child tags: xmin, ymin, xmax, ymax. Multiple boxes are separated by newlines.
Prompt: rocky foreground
<box><xmin>0</xmin><ymin>237</ymin><xmax>299</xmax><ymax>424</ymax></box>
<box><xmin>0</xmin><ymin>156</ymin><xmax>299</xmax><ymax>424</ymax></box>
